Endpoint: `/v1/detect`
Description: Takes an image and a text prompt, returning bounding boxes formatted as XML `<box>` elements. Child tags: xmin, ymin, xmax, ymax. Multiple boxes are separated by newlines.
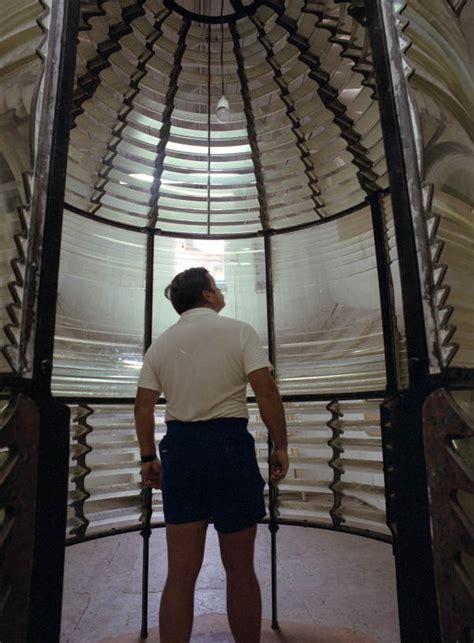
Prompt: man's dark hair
<box><xmin>164</xmin><ymin>267</ymin><xmax>214</xmax><ymax>314</ymax></box>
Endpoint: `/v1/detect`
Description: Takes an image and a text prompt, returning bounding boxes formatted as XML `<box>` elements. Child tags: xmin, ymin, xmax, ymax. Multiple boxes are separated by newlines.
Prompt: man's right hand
<box><xmin>270</xmin><ymin>448</ymin><xmax>289</xmax><ymax>483</ymax></box>
<box><xmin>141</xmin><ymin>460</ymin><xmax>162</xmax><ymax>489</ymax></box>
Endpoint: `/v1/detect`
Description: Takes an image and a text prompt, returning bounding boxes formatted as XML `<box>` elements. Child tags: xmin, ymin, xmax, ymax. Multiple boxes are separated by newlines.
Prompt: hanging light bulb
<box><xmin>216</xmin><ymin>94</ymin><xmax>230</xmax><ymax>122</ymax></box>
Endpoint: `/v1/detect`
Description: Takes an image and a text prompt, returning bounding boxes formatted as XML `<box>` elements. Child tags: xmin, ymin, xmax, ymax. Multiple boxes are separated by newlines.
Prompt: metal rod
<box><xmin>63</xmin><ymin>192</ymin><xmax>390</xmax><ymax>238</ymax></box>
<box><xmin>365</xmin><ymin>2</ymin><xmax>442</xmax><ymax>640</ymax></box>
<box><xmin>140</xmin><ymin>228</ymin><xmax>155</xmax><ymax>636</ymax></box>
<box><xmin>46</xmin><ymin>374</ymin><xmax>474</xmax><ymax>409</ymax></box>
<box><xmin>144</xmin><ymin>230</ymin><xmax>154</xmax><ymax>352</ymax></box>
<box><xmin>24</xmin><ymin>1</ymin><xmax>80</xmax><ymax>641</ymax></box>
<box><xmin>207</xmin><ymin>20</ymin><xmax>211</xmax><ymax>236</ymax></box>
<box><xmin>29</xmin><ymin>10</ymin><xmax>80</xmax><ymax>391</ymax></box>
<box><xmin>264</xmin><ymin>236</ymin><xmax>276</xmax><ymax>373</ymax></box>
<box><xmin>139</xmin><ymin>487</ymin><xmax>153</xmax><ymax>639</ymax></box>
<box><xmin>264</xmin><ymin>228</ymin><xmax>280</xmax><ymax>631</ymax></box>
<box><xmin>162</xmin><ymin>0</ymin><xmax>262</xmax><ymax>23</ymax></box>
<box><xmin>369</xmin><ymin>193</ymin><xmax>399</xmax><ymax>395</ymax></box>
<box><xmin>52</xmin><ymin>390</ymin><xmax>388</xmax><ymax>406</ymax></box>
<box><xmin>270</xmin><ymin>518</ymin><xmax>278</xmax><ymax>630</ymax></box>
<box><xmin>220</xmin><ymin>0</ymin><xmax>225</xmax><ymax>95</ymax></box>
<box><xmin>364</xmin><ymin>0</ymin><xmax>430</xmax><ymax>381</ymax></box>
<box><xmin>66</xmin><ymin>517</ymin><xmax>393</xmax><ymax>547</ymax></box>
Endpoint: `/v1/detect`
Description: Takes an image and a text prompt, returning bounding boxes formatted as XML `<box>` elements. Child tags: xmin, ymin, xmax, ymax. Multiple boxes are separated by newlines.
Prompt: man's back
<box><xmin>138</xmin><ymin>308</ymin><xmax>272</xmax><ymax>422</ymax></box>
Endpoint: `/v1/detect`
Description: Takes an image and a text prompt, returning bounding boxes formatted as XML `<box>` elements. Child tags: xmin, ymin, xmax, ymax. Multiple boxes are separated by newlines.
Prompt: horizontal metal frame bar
<box><xmin>49</xmin><ymin>391</ymin><xmax>387</xmax><ymax>406</ymax></box>
<box><xmin>428</xmin><ymin>369</ymin><xmax>474</xmax><ymax>388</ymax></box>
<box><xmin>62</xmin><ymin>194</ymin><xmax>389</xmax><ymax>239</ymax></box>
<box><xmin>65</xmin><ymin>517</ymin><xmax>392</xmax><ymax>547</ymax></box>
<box><xmin>0</xmin><ymin>375</ymin><xmax>34</xmax><ymax>392</ymax></box>
<box><xmin>1</xmin><ymin>371</ymin><xmax>472</xmax><ymax>399</ymax></box>
<box><xmin>162</xmin><ymin>0</ymin><xmax>263</xmax><ymax>24</ymax></box>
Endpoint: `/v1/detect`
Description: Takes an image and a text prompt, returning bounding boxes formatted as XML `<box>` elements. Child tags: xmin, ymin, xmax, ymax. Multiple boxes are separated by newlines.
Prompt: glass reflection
<box><xmin>52</xmin><ymin>214</ymin><xmax>146</xmax><ymax>396</ymax></box>
<box><xmin>273</xmin><ymin>208</ymin><xmax>386</xmax><ymax>394</ymax></box>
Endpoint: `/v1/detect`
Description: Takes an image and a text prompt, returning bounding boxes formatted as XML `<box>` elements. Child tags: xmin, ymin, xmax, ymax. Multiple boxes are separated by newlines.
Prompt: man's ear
<box><xmin>201</xmin><ymin>289</ymin><xmax>212</xmax><ymax>303</ymax></box>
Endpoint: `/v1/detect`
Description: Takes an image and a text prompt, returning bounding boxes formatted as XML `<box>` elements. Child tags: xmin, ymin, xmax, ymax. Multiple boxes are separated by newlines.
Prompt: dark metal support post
<box><xmin>365</xmin><ymin>2</ymin><xmax>441</xmax><ymax>640</ymax></box>
<box><xmin>369</xmin><ymin>193</ymin><xmax>399</xmax><ymax>395</ymax></box>
<box><xmin>364</xmin><ymin>1</ymin><xmax>429</xmax><ymax>379</ymax></box>
<box><xmin>28</xmin><ymin>4</ymin><xmax>80</xmax><ymax>389</ymax></box>
<box><xmin>140</xmin><ymin>488</ymin><xmax>153</xmax><ymax>639</ymax></box>
<box><xmin>380</xmin><ymin>392</ymin><xmax>441</xmax><ymax>642</ymax></box>
<box><xmin>140</xmin><ymin>228</ymin><xmax>155</xmax><ymax>637</ymax></box>
<box><xmin>263</xmin><ymin>232</ymin><xmax>280</xmax><ymax>631</ymax></box>
<box><xmin>25</xmin><ymin>1</ymin><xmax>80</xmax><ymax>641</ymax></box>
<box><xmin>264</xmin><ymin>234</ymin><xmax>276</xmax><ymax>370</ymax></box>
<box><xmin>144</xmin><ymin>230</ymin><xmax>154</xmax><ymax>352</ymax></box>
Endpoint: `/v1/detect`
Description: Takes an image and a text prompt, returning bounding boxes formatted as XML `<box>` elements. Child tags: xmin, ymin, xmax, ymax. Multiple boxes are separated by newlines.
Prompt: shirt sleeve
<box><xmin>137</xmin><ymin>345</ymin><xmax>162</xmax><ymax>392</ymax></box>
<box><xmin>241</xmin><ymin>323</ymin><xmax>273</xmax><ymax>376</ymax></box>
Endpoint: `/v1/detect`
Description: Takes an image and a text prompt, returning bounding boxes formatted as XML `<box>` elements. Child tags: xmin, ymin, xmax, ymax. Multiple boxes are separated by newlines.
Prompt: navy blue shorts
<box><xmin>158</xmin><ymin>417</ymin><xmax>267</xmax><ymax>533</ymax></box>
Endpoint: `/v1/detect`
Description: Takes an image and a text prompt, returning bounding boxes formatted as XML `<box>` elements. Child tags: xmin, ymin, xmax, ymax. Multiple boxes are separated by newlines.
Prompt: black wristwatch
<box><xmin>140</xmin><ymin>453</ymin><xmax>157</xmax><ymax>463</ymax></box>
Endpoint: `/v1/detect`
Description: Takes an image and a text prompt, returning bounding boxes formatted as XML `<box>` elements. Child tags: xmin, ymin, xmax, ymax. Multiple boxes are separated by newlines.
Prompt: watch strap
<box><xmin>140</xmin><ymin>453</ymin><xmax>157</xmax><ymax>463</ymax></box>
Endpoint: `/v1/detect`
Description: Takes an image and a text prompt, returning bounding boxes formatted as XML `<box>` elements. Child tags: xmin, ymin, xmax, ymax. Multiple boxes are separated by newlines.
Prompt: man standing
<box><xmin>134</xmin><ymin>267</ymin><xmax>289</xmax><ymax>643</ymax></box>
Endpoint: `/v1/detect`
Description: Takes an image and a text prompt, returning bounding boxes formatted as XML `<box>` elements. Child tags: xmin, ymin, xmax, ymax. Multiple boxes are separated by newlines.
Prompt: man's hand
<box><xmin>270</xmin><ymin>448</ymin><xmax>289</xmax><ymax>483</ymax></box>
<box><xmin>141</xmin><ymin>460</ymin><xmax>162</xmax><ymax>489</ymax></box>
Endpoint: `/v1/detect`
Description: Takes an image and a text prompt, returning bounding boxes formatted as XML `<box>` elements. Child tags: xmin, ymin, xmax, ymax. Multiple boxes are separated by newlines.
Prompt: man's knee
<box><xmin>218</xmin><ymin>523</ymin><xmax>257</xmax><ymax>574</ymax></box>
<box><xmin>166</xmin><ymin>569</ymin><xmax>201</xmax><ymax>585</ymax></box>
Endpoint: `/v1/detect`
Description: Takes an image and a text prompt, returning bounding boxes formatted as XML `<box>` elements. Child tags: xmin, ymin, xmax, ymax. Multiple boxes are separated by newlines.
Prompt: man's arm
<box><xmin>134</xmin><ymin>387</ymin><xmax>161</xmax><ymax>457</ymax></box>
<box><xmin>247</xmin><ymin>368</ymin><xmax>287</xmax><ymax>449</ymax></box>
<box><xmin>248</xmin><ymin>368</ymin><xmax>289</xmax><ymax>482</ymax></box>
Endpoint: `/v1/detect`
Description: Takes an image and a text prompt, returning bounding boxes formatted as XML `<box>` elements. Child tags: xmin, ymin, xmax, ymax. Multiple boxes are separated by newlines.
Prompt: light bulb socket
<box><xmin>216</xmin><ymin>95</ymin><xmax>230</xmax><ymax>122</ymax></box>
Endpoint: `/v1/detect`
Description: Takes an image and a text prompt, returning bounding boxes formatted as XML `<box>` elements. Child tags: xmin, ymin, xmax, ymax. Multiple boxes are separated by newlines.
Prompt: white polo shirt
<box><xmin>137</xmin><ymin>308</ymin><xmax>273</xmax><ymax>422</ymax></box>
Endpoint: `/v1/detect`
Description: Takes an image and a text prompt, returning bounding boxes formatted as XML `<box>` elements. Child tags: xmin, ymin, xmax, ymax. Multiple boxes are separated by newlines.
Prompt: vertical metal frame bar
<box><xmin>263</xmin><ymin>231</ymin><xmax>279</xmax><ymax>630</ymax></box>
<box><xmin>365</xmin><ymin>0</ymin><xmax>432</xmax><ymax>382</ymax></box>
<box><xmin>380</xmin><ymin>392</ymin><xmax>441</xmax><ymax>642</ymax></box>
<box><xmin>264</xmin><ymin>234</ymin><xmax>276</xmax><ymax>369</ymax></box>
<box><xmin>206</xmin><ymin>21</ymin><xmax>212</xmax><ymax>235</ymax></box>
<box><xmin>24</xmin><ymin>1</ymin><xmax>80</xmax><ymax>640</ymax></box>
<box><xmin>144</xmin><ymin>230</ymin><xmax>154</xmax><ymax>352</ymax></box>
<box><xmin>140</xmin><ymin>488</ymin><xmax>153</xmax><ymax>639</ymax></box>
<box><xmin>0</xmin><ymin>395</ymin><xmax>40</xmax><ymax>642</ymax></box>
<box><xmin>27</xmin><ymin>2</ymin><xmax>80</xmax><ymax>389</ymax></box>
<box><xmin>365</xmin><ymin>3</ymin><xmax>442</xmax><ymax>640</ymax></box>
<box><xmin>140</xmin><ymin>228</ymin><xmax>155</xmax><ymax>636</ymax></box>
<box><xmin>369</xmin><ymin>193</ymin><xmax>399</xmax><ymax>395</ymax></box>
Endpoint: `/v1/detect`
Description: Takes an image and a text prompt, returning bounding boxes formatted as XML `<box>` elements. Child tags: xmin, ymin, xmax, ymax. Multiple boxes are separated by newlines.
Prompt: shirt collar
<box><xmin>180</xmin><ymin>307</ymin><xmax>218</xmax><ymax>319</ymax></box>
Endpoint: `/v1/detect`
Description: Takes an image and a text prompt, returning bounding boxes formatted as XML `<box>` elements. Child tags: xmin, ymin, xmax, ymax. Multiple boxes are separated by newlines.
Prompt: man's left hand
<box><xmin>141</xmin><ymin>460</ymin><xmax>162</xmax><ymax>489</ymax></box>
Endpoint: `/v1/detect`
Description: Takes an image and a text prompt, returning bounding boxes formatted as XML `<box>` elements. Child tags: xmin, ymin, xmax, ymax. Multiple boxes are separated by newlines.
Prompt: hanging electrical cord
<box><xmin>216</xmin><ymin>0</ymin><xmax>230</xmax><ymax>122</ymax></box>
<box><xmin>220</xmin><ymin>0</ymin><xmax>225</xmax><ymax>96</ymax></box>
<box><xmin>207</xmin><ymin>19</ymin><xmax>211</xmax><ymax>235</ymax></box>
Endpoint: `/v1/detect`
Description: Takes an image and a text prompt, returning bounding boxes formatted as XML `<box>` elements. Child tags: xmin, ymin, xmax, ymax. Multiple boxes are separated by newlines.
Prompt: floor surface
<box><xmin>61</xmin><ymin>524</ymin><xmax>400</xmax><ymax>642</ymax></box>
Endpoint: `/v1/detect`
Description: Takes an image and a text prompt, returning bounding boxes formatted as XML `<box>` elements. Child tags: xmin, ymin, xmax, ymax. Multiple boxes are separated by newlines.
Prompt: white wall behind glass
<box><xmin>152</xmin><ymin>235</ymin><xmax>268</xmax><ymax>343</ymax></box>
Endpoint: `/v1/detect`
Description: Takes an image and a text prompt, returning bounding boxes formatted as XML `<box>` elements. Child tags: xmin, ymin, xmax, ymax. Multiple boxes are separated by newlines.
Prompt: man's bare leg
<box><xmin>159</xmin><ymin>520</ymin><xmax>208</xmax><ymax>643</ymax></box>
<box><xmin>219</xmin><ymin>524</ymin><xmax>262</xmax><ymax>643</ymax></box>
